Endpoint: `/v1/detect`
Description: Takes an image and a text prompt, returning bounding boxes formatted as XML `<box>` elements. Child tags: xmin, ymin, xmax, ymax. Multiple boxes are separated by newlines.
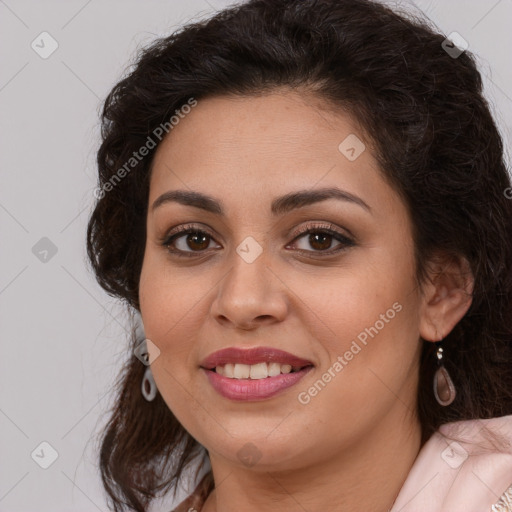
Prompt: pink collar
<box><xmin>390</xmin><ymin>414</ymin><xmax>512</xmax><ymax>512</ymax></box>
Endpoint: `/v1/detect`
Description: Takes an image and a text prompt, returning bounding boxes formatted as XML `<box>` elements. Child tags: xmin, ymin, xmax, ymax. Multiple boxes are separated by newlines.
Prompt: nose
<box><xmin>210</xmin><ymin>248</ymin><xmax>288</xmax><ymax>331</ymax></box>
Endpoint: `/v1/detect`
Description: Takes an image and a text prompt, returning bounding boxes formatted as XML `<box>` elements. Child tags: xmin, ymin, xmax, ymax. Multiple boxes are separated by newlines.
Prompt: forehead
<box><xmin>148</xmin><ymin>91</ymin><xmax>399</xmax><ymax>221</ymax></box>
<box><xmin>154</xmin><ymin>91</ymin><xmax>361</xmax><ymax>157</ymax></box>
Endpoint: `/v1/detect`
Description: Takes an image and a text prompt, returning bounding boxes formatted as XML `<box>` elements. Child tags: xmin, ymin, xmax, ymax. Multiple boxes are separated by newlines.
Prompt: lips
<box><xmin>200</xmin><ymin>346</ymin><xmax>314</xmax><ymax>370</ymax></box>
<box><xmin>203</xmin><ymin>366</ymin><xmax>313</xmax><ymax>401</ymax></box>
<box><xmin>200</xmin><ymin>346</ymin><xmax>314</xmax><ymax>401</ymax></box>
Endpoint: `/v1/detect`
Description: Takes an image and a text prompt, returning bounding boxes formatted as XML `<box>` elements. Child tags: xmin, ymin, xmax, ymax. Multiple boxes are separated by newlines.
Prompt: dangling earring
<box><xmin>433</xmin><ymin>340</ymin><xmax>456</xmax><ymax>406</ymax></box>
<box><xmin>141</xmin><ymin>366</ymin><xmax>158</xmax><ymax>402</ymax></box>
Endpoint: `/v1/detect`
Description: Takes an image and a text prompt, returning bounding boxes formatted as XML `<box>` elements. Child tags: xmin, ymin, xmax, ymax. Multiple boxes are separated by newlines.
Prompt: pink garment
<box><xmin>390</xmin><ymin>414</ymin><xmax>512</xmax><ymax>512</ymax></box>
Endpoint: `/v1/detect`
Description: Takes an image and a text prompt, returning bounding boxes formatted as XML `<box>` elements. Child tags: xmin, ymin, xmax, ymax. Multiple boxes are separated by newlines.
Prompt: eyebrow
<box><xmin>151</xmin><ymin>187</ymin><xmax>371</xmax><ymax>216</ymax></box>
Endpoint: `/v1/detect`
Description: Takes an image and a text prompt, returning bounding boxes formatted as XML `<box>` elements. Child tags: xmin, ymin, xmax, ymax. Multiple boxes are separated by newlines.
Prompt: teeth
<box><xmin>224</xmin><ymin>363</ymin><xmax>234</xmax><ymax>378</ymax></box>
<box><xmin>281</xmin><ymin>364</ymin><xmax>292</xmax><ymax>374</ymax></box>
<box><xmin>250</xmin><ymin>362</ymin><xmax>268</xmax><ymax>379</ymax></box>
<box><xmin>268</xmin><ymin>362</ymin><xmax>281</xmax><ymax>377</ymax></box>
<box><xmin>215</xmin><ymin>362</ymin><xmax>301</xmax><ymax>379</ymax></box>
<box><xmin>233</xmin><ymin>363</ymin><xmax>250</xmax><ymax>379</ymax></box>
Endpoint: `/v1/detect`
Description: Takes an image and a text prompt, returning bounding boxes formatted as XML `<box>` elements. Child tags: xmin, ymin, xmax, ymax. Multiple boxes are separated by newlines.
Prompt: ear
<box><xmin>419</xmin><ymin>252</ymin><xmax>474</xmax><ymax>341</ymax></box>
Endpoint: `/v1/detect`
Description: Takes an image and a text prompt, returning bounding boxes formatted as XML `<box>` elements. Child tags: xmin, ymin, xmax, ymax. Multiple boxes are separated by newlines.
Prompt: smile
<box><xmin>200</xmin><ymin>346</ymin><xmax>314</xmax><ymax>401</ymax></box>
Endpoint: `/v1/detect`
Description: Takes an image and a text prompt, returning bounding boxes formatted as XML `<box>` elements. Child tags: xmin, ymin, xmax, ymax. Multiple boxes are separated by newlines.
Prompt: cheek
<box><xmin>139</xmin><ymin>264</ymin><xmax>211</xmax><ymax>427</ymax></box>
<box><xmin>295</xmin><ymin>300</ymin><xmax>420</xmax><ymax>443</ymax></box>
<box><xmin>295</xmin><ymin>253</ymin><xmax>420</xmax><ymax>407</ymax></box>
<box><xmin>302</xmin><ymin>252</ymin><xmax>416</xmax><ymax>348</ymax></box>
<box><xmin>140</xmin><ymin>244</ymin><xmax>206</xmax><ymax>319</ymax></box>
<box><xmin>139</xmin><ymin>255</ymin><xmax>200</xmax><ymax>368</ymax></box>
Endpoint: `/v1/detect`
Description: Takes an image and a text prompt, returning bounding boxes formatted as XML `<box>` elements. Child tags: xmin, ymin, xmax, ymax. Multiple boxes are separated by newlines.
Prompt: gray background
<box><xmin>1</xmin><ymin>0</ymin><xmax>511</xmax><ymax>510</ymax></box>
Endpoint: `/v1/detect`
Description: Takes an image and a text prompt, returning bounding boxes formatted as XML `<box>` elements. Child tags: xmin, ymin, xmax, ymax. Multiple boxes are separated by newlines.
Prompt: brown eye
<box><xmin>305</xmin><ymin>232</ymin><xmax>335</xmax><ymax>251</ymax></box>
<box><xmin>182</xmin><ymin>232</ymin><xmax>211</xmax><ymax>251</ymax></box>
<box><xmin>290</xmin><ymin>225</ymin><xmax>354</xmax><ymax>255</ymax></box>
<box><xmin>163</xmin><ymin>227</ymin><xmax>221</xmax><ymax>257</ymax></box>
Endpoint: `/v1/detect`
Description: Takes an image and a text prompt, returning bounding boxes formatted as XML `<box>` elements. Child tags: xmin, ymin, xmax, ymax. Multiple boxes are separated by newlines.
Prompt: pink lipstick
<box><xmin>200</xmin><ymin>346</ymin><xmax>314</xmax><ymax>401</ymax></box>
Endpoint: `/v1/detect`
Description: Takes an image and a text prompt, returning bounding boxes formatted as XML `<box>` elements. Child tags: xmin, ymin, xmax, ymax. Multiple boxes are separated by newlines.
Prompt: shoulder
<box><xmin>390</xmin><ymin>413</ymin><xmax>512</xmax><ymax>512</ymax></box>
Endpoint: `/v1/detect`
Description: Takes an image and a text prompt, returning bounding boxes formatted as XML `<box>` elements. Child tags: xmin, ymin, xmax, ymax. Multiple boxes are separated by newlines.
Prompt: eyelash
<box><xmin>160</xmin><ymin>222</ymin><xmax>355</xmax><ymax>259</ymax></box>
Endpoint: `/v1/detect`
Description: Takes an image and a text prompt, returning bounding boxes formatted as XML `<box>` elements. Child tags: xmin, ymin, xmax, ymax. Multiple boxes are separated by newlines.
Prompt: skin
<box><xmin>138</xmin><ymin>89</ymin><xmax>473</xmax><ymax>512</ymax></box>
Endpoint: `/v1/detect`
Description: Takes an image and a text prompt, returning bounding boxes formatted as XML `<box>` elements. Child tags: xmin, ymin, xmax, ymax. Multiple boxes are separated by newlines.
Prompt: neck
<box><xmin>201</xmin><ymin>406</ymin><xmax>422</xmax><ymax>512</ymax></box>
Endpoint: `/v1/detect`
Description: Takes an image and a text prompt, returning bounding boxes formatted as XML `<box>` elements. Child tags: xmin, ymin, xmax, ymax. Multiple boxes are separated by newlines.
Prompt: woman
<box><xmin>86</xmin><ymin>0</ymin><xmax>512</xmax><ymax>511</ymax></box>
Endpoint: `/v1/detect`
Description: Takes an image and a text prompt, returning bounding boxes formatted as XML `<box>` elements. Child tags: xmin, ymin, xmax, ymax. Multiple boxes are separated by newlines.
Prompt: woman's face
<box><xmin>139</xmin><ymin>90</ymin><xmax>425</xmax><ymax>472</ymax></box>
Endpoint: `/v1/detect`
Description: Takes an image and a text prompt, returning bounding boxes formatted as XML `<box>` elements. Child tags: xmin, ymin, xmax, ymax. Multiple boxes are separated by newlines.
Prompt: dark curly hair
<box><xmin>86</xmin><ymin>0</ymin><xmax>512</xmax><ymax>510</ymax></box>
